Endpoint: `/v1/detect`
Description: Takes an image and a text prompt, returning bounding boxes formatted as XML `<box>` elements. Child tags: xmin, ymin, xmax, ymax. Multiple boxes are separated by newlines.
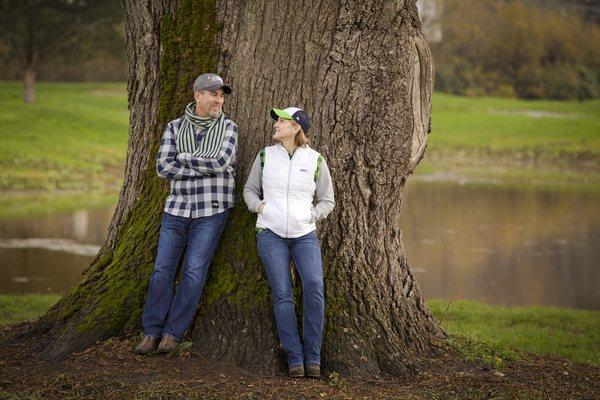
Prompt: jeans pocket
<box><xmin>256</xmin><ymin>228</ymin><xmax>269</xmax><ymax>238</ymax></box>
<box><xmin>161</xmin><ymin>211</ymin><xmax>185</xmax><ymax>230</ymax></box>
<box><xmin>214</xmin><ymin>209</ymin><xmax>229</xmax><ymax>228</ymax></box>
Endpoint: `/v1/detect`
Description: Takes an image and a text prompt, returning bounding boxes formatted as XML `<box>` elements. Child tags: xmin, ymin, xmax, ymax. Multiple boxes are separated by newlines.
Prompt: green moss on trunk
<box><xmin>157</xmin><ymin>0</ymin><xmax>222</xmax><ymax>127</ymax></box>
<box><xmin>202</xmin><ymin>205</ymin><xmax>271</xmax><ymax>308</ymax></box>
<box><xmin>38</xmin><ymin>0</ymin><xmax>226</xmax><ymax>342</ymax></box>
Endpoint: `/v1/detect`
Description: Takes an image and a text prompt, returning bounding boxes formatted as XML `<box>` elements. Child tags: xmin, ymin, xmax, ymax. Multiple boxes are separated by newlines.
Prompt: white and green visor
<box><xmin>270</xmin><ymin>107</ymin><xmax>311</xmax><ymax>132</ymax></box>
<box><xmin>270</xmin><ymin>107</ymin><xmax>301</xmax><ymax>121</ymax></box>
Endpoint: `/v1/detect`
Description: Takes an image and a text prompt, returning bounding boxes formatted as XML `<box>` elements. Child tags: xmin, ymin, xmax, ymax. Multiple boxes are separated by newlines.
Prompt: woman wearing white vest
<box><xmin>243</xmin><ymin>107</ymin><xmax>335</xmax><ymax>378</ymax></box>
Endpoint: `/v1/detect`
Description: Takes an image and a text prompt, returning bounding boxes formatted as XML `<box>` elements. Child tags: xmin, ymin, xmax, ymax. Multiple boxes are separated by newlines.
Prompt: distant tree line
<box><xmin>2</xmin><ymin>0</ymin><xmax>598</xmax><ymax>102</ymax></box>
<box><xmin>0</xmin><ymin>51</ymin><xmax>127</xmax><ymax>81</ymax></box>
<box><xmin>0</xmin><ymin>0</ymin><xmax>125</xmax><ymax>103</ymax></box>
<box><xmin>429</xmin><ymin>0</ymin><xmax>600</xmax><ymax>99</ymax></box>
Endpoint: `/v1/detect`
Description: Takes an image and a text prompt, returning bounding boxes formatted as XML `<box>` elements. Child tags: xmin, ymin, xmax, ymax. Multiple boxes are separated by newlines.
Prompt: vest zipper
<box><xmin>286</xmin><ymin>150</ymin><xmax>294</xmax><ymax>237</ymax></box>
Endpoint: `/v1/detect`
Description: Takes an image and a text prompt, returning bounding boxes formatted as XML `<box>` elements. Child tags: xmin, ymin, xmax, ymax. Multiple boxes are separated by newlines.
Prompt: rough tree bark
<box><xmin>23</xmin><ymin>0</ymin><xmax>443</xmax><ymax>378</ymax></box>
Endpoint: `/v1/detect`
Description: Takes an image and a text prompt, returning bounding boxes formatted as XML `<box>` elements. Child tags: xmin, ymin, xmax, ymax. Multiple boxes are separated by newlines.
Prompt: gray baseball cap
<box><xmin>193</xmin><ymin>73</ymin><xmax>232</xmax><ymax>94</ymax></box>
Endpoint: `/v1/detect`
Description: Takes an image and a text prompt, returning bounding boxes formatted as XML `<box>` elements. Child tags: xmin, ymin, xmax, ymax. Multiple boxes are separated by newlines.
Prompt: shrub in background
<box><xmin>431</xmin><ymin>0</ymin><xmax>600</xmax><ymax>99</ymax></box>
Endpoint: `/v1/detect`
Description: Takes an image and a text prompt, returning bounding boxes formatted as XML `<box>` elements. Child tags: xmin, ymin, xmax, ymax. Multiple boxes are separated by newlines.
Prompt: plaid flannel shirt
<box><xmin>156</xmin><ymin>116</ymin><xmax>238</xmax><ymax>218</ymax></box>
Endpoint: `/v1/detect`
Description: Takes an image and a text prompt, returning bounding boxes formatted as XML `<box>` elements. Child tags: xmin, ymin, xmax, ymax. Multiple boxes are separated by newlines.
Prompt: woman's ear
<box><xmin>293</xmin><ymin>121</ymin><xmax>302</xmax><ymax>136</ymax></box>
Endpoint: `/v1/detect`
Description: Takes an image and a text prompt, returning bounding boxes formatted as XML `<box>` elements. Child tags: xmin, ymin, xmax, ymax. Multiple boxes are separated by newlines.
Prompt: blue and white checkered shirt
<box><xmin>156</xmin><ymin>116</ymin><xmax>238</xmax><ymax>218</ymax></box>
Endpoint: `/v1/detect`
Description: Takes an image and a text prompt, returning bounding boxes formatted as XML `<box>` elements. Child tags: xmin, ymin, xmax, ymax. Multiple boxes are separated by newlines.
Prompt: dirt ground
<box><xmin>1</xmin><ymin>323</ymin><xmax>598</xmax><ymax>400</ymax></box>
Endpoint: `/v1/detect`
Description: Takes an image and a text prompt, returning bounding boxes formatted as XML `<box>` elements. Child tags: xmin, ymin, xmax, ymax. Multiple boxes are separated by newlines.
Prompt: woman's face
<box><xmin>273</xmin><ymin>118</ymin><xmax>300</xmax><ymax>141</ymax></box>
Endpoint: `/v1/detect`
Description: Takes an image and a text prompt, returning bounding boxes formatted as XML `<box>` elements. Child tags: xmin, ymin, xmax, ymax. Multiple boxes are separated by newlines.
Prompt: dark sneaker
<box><xmin>157</xmin><ymin>334</ymin><xmax>179</xmax><ymax>353</ymax></box>
<box><xmin>289</xmin><ymin>365</ymin><xmax>305</xmax><ymax>378</ymax></box>
<box><xmin>305</xmin><ymin>364</ymin><xmax>321</xmax><ymax>378</ymax></box>
<box><xmin>134</xmin><ymin>335</ymin><xmax>159</xmax><ymax>355</ymax></box>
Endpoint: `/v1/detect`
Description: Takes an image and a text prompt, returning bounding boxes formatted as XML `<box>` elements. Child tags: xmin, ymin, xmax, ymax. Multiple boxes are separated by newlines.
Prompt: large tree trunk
<box><xmin>24</xmin><ymin>0</ymin><xmax>443</xmax><ymax>377</ymax></box>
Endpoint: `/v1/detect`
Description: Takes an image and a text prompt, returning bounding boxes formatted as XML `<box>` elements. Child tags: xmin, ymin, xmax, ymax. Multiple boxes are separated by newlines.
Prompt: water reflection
<box><xmin>0</xmin><ymin>208</ymin><xmax>112</xmax><ymax>244</ymax></box>
<box><xmin>1</xmin><ymin>248</ymin><xmax>94</xmax><ymax>293</ymax></box>
<box><xmin>0</xmin><ymin>208</ymin><xmax>113</xmax><ymax>294</ymax></box>
<box><xmin>0</xmin><ymin>238</ymin><xmax>100</xmax><ymax>256</ymax></box>
<box><xmin>401</xmin><ymin>181</ymin><xmax>600</xmax><ymax>310</ymax></box>
<box><xmin>0</xmin><ymin>183</ymin><xmax>598</xmax><ymax>310</ymax></box>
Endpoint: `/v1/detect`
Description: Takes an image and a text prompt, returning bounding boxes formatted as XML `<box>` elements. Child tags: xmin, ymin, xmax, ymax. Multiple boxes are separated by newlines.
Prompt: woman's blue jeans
<box><xmin>257</xmin><ymin>229</ymin><xmax>324</xmax><ymax>367</ymax></box>
<box><xmin>142</xmin><ymin>210</ymin><xmax>229</xmax><ymax>341</ymax></box>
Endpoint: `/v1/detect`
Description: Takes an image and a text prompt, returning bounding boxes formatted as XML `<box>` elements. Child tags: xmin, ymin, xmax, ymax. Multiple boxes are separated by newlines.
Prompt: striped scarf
<box><xmin>176</xmin><ymin>102</ymin><xmax>227</xmax><ymax>157</ymax></box>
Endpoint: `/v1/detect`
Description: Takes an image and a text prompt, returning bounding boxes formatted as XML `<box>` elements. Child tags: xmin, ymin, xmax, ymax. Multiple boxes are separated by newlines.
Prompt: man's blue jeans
<box><xmin>257</xmin><ymin>229</ymin><xmax>324</xmax><ymax>367</ymax></box>
<box><xmin>142</xmin><ymin>210</ymin><xmax>229</xmax><ymax>341</ymax></box>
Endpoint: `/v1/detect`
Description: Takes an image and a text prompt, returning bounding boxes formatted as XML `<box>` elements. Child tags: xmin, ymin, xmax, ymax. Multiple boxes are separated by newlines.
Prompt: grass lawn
<box><xmin>428</xmin><ymin>299</ymin><xmax>600</xmax><ymax>367</ymax></box>
<box><xmin>0</xmin><ymin>82</ymin><xmax>128</xmax><ymax>219</ymax></box>
<box><xmin>2</xmin><ymin>293</ymin><xmax>598</xmax><ymax>368</ymax></box>
<box><xmin>418</xmin><ymin>93</ymin><xmax>600</xmax><ymax>187</ymax></box>
<box><xmin>429</xmin><ymin>93</ymin><xmax>600</xmax><ymax>156</ymax></box>
<box><xmin>0</xmin><ymin>83</ymin><xmax>599</xmax><ymax>218</ymax></box>
<box><xmin>0</xmin><ymin>293</ymin><xmax>60</xmax><ymax>327</ymax></box>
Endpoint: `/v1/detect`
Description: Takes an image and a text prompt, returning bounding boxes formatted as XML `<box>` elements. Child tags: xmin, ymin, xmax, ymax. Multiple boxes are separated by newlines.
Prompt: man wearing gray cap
<box><xmin>135</xmin><ymin>73</ymin><xmax>238</xmax><ymax>354</ymax></box>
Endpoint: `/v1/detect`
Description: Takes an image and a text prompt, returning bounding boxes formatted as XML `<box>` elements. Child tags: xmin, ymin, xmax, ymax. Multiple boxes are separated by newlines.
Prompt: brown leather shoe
<box><xmin>289</xmin><ymin>365</ymin><xmax>305</xmax><ymax>378</ymax></box>
<box><xmin>157</xmin><ymin>334</ymin><xmax>179</xmax><ymax>353</ymax></box>
<box><xmin>305</xmin><ymin>364</ymin><xmax>321</xmax><ymax>378</ymax></box>
<box><xmin>134</xmin><ymin>335</ymin><xmax>159</xmax><ymax>355</ymax></box>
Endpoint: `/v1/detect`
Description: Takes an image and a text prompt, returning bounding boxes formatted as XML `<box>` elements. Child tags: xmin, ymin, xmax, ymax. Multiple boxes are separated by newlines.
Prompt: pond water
<box><xmin>401</xmin><ymin>181</ymin><xmax>599</xmax><ymax>310</ymax></box>
<box><xmin>0</xmin><ymin>208</ymin><xmax>113</xmax><ymax>294</ymax></box>
<box><xmin>0</xmin><ymin>182</ymin><xmax>598</xmax><ymax>310</ymax></box>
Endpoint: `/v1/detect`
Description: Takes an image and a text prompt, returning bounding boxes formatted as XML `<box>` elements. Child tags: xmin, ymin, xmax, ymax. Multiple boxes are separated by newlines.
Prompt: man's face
<box><xmin>194</xmin><ymin>88</ymin><xmax>225</xmax><ymax>118</ymax></box>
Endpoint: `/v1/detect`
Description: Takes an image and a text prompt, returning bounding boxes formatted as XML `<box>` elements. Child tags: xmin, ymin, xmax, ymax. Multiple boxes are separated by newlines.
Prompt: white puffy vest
<box><xmin>256</xmin><ymin>144</ymin><xmax>321</xmax><ymax>238</ymax></box>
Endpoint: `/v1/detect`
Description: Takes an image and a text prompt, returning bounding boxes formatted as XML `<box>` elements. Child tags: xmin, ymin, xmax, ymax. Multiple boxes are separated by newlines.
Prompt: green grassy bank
<box><xmin>428</xmin><ymin>299</ymin><xmax>600</xmax><ymax>367</ymax></box>
<box><xmin>0</xmin><ymin>293</ymin><xmax>61</xmax><ymax>327</ymax></box>
<box><xmin>0</xmin><ymin>82</ymin><xmax>128</xmax><ymax>219</ymax></box>
<box><xmin>1</xmin><ymin>294</ymin><xmax>597</xmax><ymax>367</ymax></box>
<box><xmin>419</xmin><ymin>93</ymin><xmax>600</xmax><ymax>188</ymax></box>
<box><xmin>1</xmin><ymin>83</ymin><xmax>599</xmax><ymax>218</ymax></box>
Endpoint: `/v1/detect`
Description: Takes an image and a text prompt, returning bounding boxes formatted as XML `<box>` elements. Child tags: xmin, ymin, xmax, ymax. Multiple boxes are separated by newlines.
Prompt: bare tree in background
<box><xmin>0</xmin><ymin>0</ymin><xmax>122</xmax><ymax>103</ymax></box>
<box><xmin>417</xmin><ymin>0</ymin><xmax>443</xmax><ymax>44</ymax></box>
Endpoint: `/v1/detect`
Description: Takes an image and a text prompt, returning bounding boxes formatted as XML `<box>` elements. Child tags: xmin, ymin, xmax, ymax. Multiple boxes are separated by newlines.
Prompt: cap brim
<box><xmin>202</xmin><ymin>84</ymin><xmax>232</xmax><ymax>94</ymax></box>
<box><xmin>270</xmin><ymin>108</ymin><xmax>293</xmax><ymax>120</ymax></box>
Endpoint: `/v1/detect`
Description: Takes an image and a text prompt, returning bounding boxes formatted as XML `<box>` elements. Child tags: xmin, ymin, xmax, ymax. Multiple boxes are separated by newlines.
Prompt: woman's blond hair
<box><xmin>294</xmin><ymin>127</ymin><xmax>309</xmax><ymax>147</ymax></box>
